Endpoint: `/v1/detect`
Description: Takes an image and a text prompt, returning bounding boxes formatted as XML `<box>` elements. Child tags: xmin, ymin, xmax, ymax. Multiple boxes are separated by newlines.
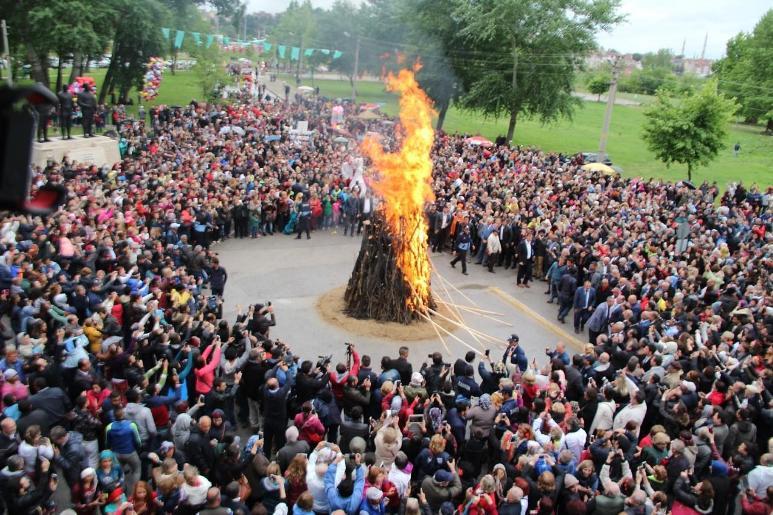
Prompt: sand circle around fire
<box><xmin>315</xmin><ymin>286</ymin><xmax>460</xmax><ymax>341</ymax></box>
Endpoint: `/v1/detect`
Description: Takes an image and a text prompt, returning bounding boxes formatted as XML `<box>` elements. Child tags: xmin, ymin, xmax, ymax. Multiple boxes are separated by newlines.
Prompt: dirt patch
<box><xmin>315</xmin><ymin>286</ymin><xmax>460</xmax><ymax>341</ymax></box>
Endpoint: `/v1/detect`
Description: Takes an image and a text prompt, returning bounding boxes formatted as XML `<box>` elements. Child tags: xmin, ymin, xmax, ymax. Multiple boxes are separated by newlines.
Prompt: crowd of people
<box><xmin>0</xmin><ymin>76</ymin><xmax>769</xmax><ymax>515</ymax></box>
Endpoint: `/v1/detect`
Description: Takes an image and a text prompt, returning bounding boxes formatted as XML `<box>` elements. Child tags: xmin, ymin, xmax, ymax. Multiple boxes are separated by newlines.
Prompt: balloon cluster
<box><xmin>141</xmin><ymin>57</ymin><xmax>164</xmax><ymax>101</ymax></box>
<box><xmin>68</xmin><ymin>76</ymin><xmax>96</xmax><ymax>95</ymax></box>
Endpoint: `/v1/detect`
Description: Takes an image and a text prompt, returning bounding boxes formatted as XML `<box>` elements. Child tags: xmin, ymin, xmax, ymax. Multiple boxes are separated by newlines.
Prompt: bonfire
<box><xmin>344</xmin><ymin>67</ymin><xmax>436</xmax><ymax>324</ymax></box>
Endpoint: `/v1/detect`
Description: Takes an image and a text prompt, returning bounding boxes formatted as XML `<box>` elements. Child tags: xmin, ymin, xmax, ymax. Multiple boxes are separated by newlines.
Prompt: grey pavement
<box><xmin>216</xmin><ymin>231</ymin><xmax>586</xmax><ymax>373</ymax></box>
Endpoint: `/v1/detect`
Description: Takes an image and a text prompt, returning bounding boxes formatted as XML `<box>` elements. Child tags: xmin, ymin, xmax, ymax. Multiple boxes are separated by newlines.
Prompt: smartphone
<box><xmin>484</xmin><ymin>349</ymin><xmax>490</xmax><ymax>357</ymax></box>
<box><xmin>408</xmin><ymin>414</ymin><xmax>424</xmax><ymax>423</ymax></box>
<box><xmin>385</xmin><ymin>410</ymin><xmax>393</xmax><ymax>418</ymax></box>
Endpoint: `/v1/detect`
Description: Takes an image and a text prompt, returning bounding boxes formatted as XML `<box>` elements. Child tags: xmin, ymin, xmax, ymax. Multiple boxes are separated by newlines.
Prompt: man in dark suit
<box><xmin>29</xmin><ymin>377</ymin><xmax>71</xmax><ymax>426</ymax></box>
<box><xmin>497</xmin><ymin>219</ymin><xmax>514</xmax><ymax>268</ymax></box>
<box><xmin>516</xmin><ymin>230</ymin><xmax>535</xmax><ymax>287</ymax></box>
<box><xmin>431</xmin><ymin>205</ymin><xmax>451</xmax><ymax>253</ymax></box>
<box><xmin>386</xmin><ymin>346</ymin><xmax>413</xmax><ymax>384</ymax></box>
<box><xmin>77</xmin><ymin>84</ymin><xmax>96</xmax><ymax>137</ymax></box>
<box><xmin>573</xmin><ymin>280</ymin><xmax>596</xmax><ymax>334</ymax></box>
<box><xmin>557</xmin><ymin>266</ymin><xmax>578</xmax><ymax>323</ymax></box>
<box><xmin>57</xmin><ymin>85</ymin><xmax>73</xmax><ymax>139</ymax></box>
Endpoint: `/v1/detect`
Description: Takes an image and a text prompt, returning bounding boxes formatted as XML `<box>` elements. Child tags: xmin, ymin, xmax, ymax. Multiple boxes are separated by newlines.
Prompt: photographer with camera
<box><xmin>246</xmin><ymin>303</ymin><xmax>276</xmax><ymax>341</ymax></box>
<box><xmin>329</xmin><ymin>343</ymin><xmax>360</xmax><ymax>402</ymax></box>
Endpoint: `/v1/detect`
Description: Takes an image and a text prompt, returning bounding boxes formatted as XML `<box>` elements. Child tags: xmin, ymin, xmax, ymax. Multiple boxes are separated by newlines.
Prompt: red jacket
<box><xmin>294</xmin><ymin>412</ymin><xmax>325</xmax><ymax>444</ymax></box>
<box><xmin>329</xmin><ymin>350</ymin><xmax>360</xmax><ymax>401</ymax></box>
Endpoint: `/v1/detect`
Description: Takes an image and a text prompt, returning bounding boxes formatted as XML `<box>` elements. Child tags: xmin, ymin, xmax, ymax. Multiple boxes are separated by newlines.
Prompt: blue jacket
<box><xmin>503</xmin><ymin>345</ymin><xmax>528</xmax><ymax>373</ymax></box>
<box><xmin>359</xmin><ymin>498</ymin><xmax>386</xmax><ymax>515</ymax></box>
<box><xmin>105</xmin><ymin>420</ymin><xmax>141</xmax><ymax>454</ymax></box>
<box><xmin>325</xmin><ymin>462</ymin><xmax>365</xmax><ymax>514</ymax></box>
<box><xmin>573</xmin><ymin>286</ymin><xmax>596</xmax><ymax>310</ymax></box>
<box><xmin>454</xmin><ymin>375</ymin><xmax>482</xmax><ymax>399</ymax></box>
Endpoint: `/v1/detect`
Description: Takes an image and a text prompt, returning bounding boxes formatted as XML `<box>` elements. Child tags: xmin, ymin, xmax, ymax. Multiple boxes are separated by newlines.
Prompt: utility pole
<box><xmin>700</xmin><ymin>33</ymin><xmax>708</xmax><ymax>60</ymax></box>
<box><xmin>598</xmin><ymin>56</ymin><xmax>620</xmax><ymax>165</ymax></box>
<box><xmin>351</xmin><ymin>35</ymin><xmax>360</xmax><ymax>103</ymax></box>
<box><xmin>1</xmin><ymin>20</ymin><xmax>11</xmax><ymax>86</ymax></box>
<box><xmin>296</xmin><ymin>33</ymin><xmax>304</xmax><ymax>85</ymax></box>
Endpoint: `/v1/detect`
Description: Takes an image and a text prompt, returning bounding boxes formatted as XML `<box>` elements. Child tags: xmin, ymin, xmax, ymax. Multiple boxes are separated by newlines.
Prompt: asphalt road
<box><xmin>216</xmin><ymin>230</ymin><xmax>586</xmax><ymax>373</ymax></box>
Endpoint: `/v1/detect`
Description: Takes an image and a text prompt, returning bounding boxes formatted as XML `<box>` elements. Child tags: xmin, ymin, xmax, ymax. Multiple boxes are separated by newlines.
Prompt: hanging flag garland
<box><xmin>140</xmin><ymin>57</ymin><xmax>164</xmax><ymax>101</ymax></box>
<box><xmin>155</xmin><ymin>28</ymin><xmax>345</xmax><ymax>59</ymax></box>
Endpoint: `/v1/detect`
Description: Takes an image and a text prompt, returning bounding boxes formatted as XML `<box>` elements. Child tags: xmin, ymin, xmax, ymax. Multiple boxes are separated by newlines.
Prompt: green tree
<box><xmin>99</xmin><ymin>0</ymin><xmax>167</xmax><ymax>104</ymax></box>
<box><xmin>452</xmin><ymin>0</ymin><xmax>623</xmax><ymax>142</ymax></box>
<box><xmin>714</xmin><ymin>9</ymin><xmax>773</xmax><ymax>132</ymax></box>
<box><xmin>401</xmin><ymin>0</ymin><xmax>466</xmax><ymax>130</ymax></box>
<box><xmin>642</xmin><ymin>81</ymin><xmax>737</xmax><ymax>182</ymax></box>
<box><xmin>192</xmin><ymin>45</ymin><xmax>232</xmax><ymax>102</ymax></box>
<box><xmin>271</xmin><ymin>0</ymin><xmax>317</xmax><ymax>80</ymax></box>
<box><xmin>1</xmin><ymin>0</ymin><xmax>112</xmax><ymax>89</ymax></box>
<box><xmin>587</xmin><ymin>74</ymin><xmax>611</xmax><ymax>101</ymax></box>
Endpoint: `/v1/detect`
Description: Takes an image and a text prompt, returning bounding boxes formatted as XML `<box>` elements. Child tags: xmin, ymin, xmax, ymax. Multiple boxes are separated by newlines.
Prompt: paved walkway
<box><xmin>216</xmin><ymin>231</ymin><xmax>586</xmax><ymax>374</ymax></box>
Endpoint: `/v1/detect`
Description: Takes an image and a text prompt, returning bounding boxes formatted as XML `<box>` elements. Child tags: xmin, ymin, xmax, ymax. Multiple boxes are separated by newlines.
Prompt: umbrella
<box><xmin>359</xmin><ymin>103</ymin><xmax>380</xmax><ymax>111</ymax></box>
<box><xmin>581</xmin><ymin>162</ymin><xmax>617</xmax><ymax>175</ymax></box>
<box><xmin>219</xmin><ymin>125</ymin><xmax>246</xmax><ymax>136</ymax></box>
<box><xmin>333</xmin><ymin>136</ymin><xmax>349</xmax><ymax>144</ymax></box>
<box><xmin>297</xmin><ymin>86</ymin><xmax>314</xmax><ymax>95</ymax></box>
<box><xmin>679</xmin><ymin>180</ymin><xmax>696</xmax><ymax>190</ymax></box>
<box><xmin>465</xmin><ymin>136</ymin><xmax>494</xmax><ymax>147</ymax></box>
<box><xmin>264</xmin><ymin>135</ymin><xmax>281</xmax><ymax>142</ymax></box>
<box><xmin>357</xmin><ymin>110</ymin><xmax>380</xmax><ymax>120</ymax></box>
<box><xmin>380</xmin><ymin>120</ymin><xmax>395</xmax><ymax>126</ymax></box>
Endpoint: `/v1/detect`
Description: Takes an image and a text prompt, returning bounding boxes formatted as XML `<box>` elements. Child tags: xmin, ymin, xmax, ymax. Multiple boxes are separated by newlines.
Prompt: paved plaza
<box><xmin>217</xmin><ymin>231</ymin><xmax>584</xmax><ymax>371</ymax></box>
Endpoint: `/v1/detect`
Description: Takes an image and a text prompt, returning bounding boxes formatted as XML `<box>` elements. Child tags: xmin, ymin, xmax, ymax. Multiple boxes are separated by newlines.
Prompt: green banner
<box><xmin>290</xmin><ymin>47</ymin><xmax>300</xmax><ymax>61</ymax></box>
<box><xmin>223</xmin><ymin>36</ymin><xmax>230</xmax><ymax>45</ymax></box>
<box><xmin>333</xmin><ymin>50</ymin><xmax>343</xmax><ymax>59</ymax></box>
<box><xmin>320</xmin><ymin>49</ymin><xmax>330</xmax><ymax>55</ymax></box>
<box><xmin>304</xmin><ymin>48</ymin><xmax>314</xmax><ymax>57</ymax></box>
<box><xmin>263</xmin><ymin>42</ymin><xmax>272</xmax><ymax>51</ymax></box>
<box><xmin>191</xmin><ymin>32</ymin><xmax>201</xmax><ymax>46</ymax></box>
<box><xmin>161</xmin><ymin>27</ymin><xmax>171</xmax><ymax>40</ymax></box>
<box><xmin>174</xmin><ymin>30</ymin><xmax>185</xmax><ymax>49</ymax></box>
<box><xmin>206</xmin><ymin>34</ymin><xmax>214</xmax><ymax>48</ymax></box>
<box><xmin>278</xmin><ymin>45</ymin><xmax>286</xmax><ymax>58</ymax></box>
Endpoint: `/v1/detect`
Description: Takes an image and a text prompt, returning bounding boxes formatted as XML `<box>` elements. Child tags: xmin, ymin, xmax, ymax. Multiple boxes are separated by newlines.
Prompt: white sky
<box><xmin>244</xmin><ymin>0</ymin><xmax>770</xmax><ymax>59</ymax></box>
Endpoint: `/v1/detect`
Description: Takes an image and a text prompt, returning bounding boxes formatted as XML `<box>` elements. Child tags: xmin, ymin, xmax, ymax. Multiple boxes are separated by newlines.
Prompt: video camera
<box><xmin>0</xmin><ymin>84</ymin><xmax>66</xmax><ymax>214</ymax></box>
<box><xmin>316</xmin><ymin>354</ymin><xmax>332</xmax><ymax>369</ymax></box>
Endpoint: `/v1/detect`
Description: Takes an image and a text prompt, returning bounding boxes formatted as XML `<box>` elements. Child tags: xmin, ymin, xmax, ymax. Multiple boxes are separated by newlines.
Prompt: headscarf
<box><xmin>479</xmin><ymin>393</ymin><xmax>492</xmax><ymax>410</ymax></box>
<box><xmin>172</xmin><ymin>413</ymin><xmax>193</xmax><ymax>449</ymax></box>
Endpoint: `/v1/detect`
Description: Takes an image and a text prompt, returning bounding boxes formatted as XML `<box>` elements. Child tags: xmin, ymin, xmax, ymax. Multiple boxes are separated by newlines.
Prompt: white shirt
<box><xmin>612</xmin><ymin>401</ymin><xmax>647</xmax><ymax>438</ymax></box>
<box><xmin>563</xmin><ymin>428</ymin><xmax>588</xmax><ymax>462</ymax></box>
<box><xmin>747</xmin><ymin>464</ymin><xmax>773</xmax><ymax>499</ymax></box>
<box><xmin>590</xmin><ymin>400</ymin><xmax>616</xmax><ymax>434</ymax></box>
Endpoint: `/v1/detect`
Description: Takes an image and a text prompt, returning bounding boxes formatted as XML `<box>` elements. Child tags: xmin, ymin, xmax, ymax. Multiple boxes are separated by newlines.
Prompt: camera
<box><xmin>316</xmin><ymin>354</ymin><xmax>332</xmax><ymax>369</ymax></box>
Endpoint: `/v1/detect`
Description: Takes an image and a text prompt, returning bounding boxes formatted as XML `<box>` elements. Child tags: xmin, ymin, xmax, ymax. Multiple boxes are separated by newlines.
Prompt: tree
<box><xmin>402</xmin><ymin>0</ymin><xmax>466</xmax><ymax>130</ymax></box>
<box><xmin>0</xmin><ymin>0</ymin><xmax>112</xmax><ymax>88</ymax></box>
<box><xmin>642</xmin><ymin>81</ymin><xmax>737</xmax><ymax>182</ymax></box>
<box><xmin>271</xmin><ymin>0</ymin><xmax>317</xmax><ymax>80</ymax></box>
<box><xmin>192</xmin><ymin>45</ymin><xmax>231</xmax><ymax>102</ymax></box>
<box><xmin>452</xmin><ymin>0</ymin><xmax>623</xmax><ymax>142</ymax></box>
<box><xmin>99</xmin><ymin>0</ymin><xmax>167</xmax><ymax>104</ymax></box>
<box><xmin>587</xmin><ymin>74</ymin><xmax>611</xmax><ymax>101</ymax></box>
<box><xmin>713</xmin><ymin>9</ymin><xmax>773</xmax><ymax>132</ymax></box>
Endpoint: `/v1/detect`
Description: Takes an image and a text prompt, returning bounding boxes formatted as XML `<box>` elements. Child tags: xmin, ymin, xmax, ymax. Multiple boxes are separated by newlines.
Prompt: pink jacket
<box><xmin>1</xmin><ymin>381</ymin><xmax>29</xmax><ymax>408</ymax></box>
<box><xmin>194</xmin><ymin>344</ymin><xmax>221</xmax><ymax>395</ymax></box>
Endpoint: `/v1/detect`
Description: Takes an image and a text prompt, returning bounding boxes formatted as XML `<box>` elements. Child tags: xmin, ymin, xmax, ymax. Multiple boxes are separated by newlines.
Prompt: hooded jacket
<box><xmin>325</xmin><ymin>462</ymin><xmax>365</xmax><ymax>514</ymax></box>
<box><xmin>419</xmin><ymin>472</ymin><xmax>462</xmax><ymax>512</ymax></box>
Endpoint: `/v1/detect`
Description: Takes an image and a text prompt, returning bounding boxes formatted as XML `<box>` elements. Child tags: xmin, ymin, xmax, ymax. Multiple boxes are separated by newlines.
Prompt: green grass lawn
<box><xmin>31</xmin><ymin>69</ymin><xmax>770</xmax><ymax>187</ymax></box>
<box><xmin>36</xmin><ymin>68</ymin><xmax>205</xmax><ymax>116</ymax></box>
<box><xmin>305</xmin><ymin>77</ymin><xmax>772</xmax><ymax>188</ymax></box>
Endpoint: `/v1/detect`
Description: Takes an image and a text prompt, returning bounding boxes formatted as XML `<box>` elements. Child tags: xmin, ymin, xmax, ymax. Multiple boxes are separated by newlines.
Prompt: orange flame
<box><xmin>361</xmin><ymin>66</ymin><xmax>435</xmax><ymax>314</ymax></box>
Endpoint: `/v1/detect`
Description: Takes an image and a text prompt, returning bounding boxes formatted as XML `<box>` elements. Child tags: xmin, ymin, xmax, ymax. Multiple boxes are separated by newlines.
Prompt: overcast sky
<box><xmin>244</xmin><ymin>0</ymin><xmax>770</xmax><ymax>59</ymax></box>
